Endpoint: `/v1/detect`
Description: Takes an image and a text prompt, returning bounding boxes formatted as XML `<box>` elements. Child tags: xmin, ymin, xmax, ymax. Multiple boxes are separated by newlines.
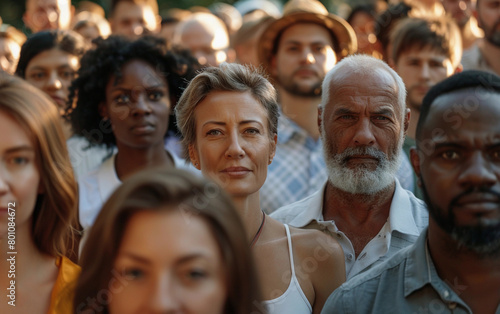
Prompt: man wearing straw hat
<box><xmin>257</xmin><ymin>0</ymin><xmax>357</xmax><ymax>213</ymax></box>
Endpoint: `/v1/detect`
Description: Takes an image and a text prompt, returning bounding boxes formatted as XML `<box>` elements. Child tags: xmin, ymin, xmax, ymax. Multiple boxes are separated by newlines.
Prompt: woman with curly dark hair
<box><xmin>69</xmin><ymin>35</ymin><xmax>197</xmax><ymax>233</ymax></box>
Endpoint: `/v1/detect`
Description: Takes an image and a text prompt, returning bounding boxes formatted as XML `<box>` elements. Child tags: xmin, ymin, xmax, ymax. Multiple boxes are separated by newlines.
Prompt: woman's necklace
<box><xmin>250</xmin><ymin>210</ymin><xmax>266</xmax><ymax>248</ymax></box>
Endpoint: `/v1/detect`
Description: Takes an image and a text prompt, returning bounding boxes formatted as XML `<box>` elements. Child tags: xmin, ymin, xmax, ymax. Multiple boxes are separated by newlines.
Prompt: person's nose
<box><xmin>45</xmin><ymin>71</ymin><xmax>62</xmax><ymax>91</ymax></box>
<box><xmin>352</xmin><ymin>118</ymin><xmax>375</xmax><ymax>146</ymax></box>
<box><xmin>132</xmin><ymin>22</ymin><xmax>145</xmax><ymax>36</ymax></box>
<box><xmin>146</xmin><ymin>275</ymin><xmax>181</xmax><ymax>313</ymax></box>
<box><xmin>418</xmin><ymin>63</ymin><xmax>431</xmax><ymax>81</ymax></box>
<box><xmin>458</xmin><ymin>151</ymin><xmax>497</xmax><ymax>189</ymax></box>
<box><xmin>302</xmin><ymin>47</ymin><xmax>315</xmax><ymax>65</ymax></box>
<box><xmin>225</xmin><ymin>131</ymin><xmax>245</xmax><ymax>159</ymax></box>
<box><xmin>130</xmin><ymin>94</ymin><xmax>152</xmax><ymax>117</ymax></box>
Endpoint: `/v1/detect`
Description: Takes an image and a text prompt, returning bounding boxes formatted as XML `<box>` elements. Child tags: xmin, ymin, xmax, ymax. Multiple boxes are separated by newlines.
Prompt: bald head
<box><xmin>173</xmin><ymin>12</ymin><xmax>232</xmax><ymax>67</ymax></box>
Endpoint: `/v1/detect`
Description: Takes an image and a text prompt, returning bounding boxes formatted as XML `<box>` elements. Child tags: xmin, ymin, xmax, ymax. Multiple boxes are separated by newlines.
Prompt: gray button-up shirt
<box><xmin>322</xmin><ymin>229</ymin><xmax>500</xmax><ymax>314</ymax></box>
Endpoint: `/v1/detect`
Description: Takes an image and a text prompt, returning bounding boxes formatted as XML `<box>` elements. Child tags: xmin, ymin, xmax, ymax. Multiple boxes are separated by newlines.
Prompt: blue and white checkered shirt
<box><xmin>260</xmin><ymin>112</ymin><xmax>326</xmax><ymax>213</ymax></box>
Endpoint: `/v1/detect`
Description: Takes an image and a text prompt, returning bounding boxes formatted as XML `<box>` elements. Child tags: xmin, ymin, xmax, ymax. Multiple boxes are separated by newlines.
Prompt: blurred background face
<box><xmin>0</xmin><ymin>37</ymin><xmax>22</xmax><ymax>74</ymax></box>
<box><xmin>24</xmin><ymin>0</ymin><xmax>73</xmax><ymax>33</ymax></box>
<box><xmin>476</xmin><ymin>0</ymin><xmax>500</xmax><ymax>46</ymax></box>
<box><xmin>24</xmin><ymin>48</ymin><xmax>79</xmax><ymax>113</ymax></box>
<box><xmin>110</xmin><ymin>209</ymin><xmax>227</xmax><ymax>314</ymax></box>
<box><xmin>272</xmin><ymin>23</ymin><xmax>336</xmax><ymax>97</ymax></box>
<box><xmin>110</xmin><ymin>2</ymin><xmax>158</xmax><ymax>39</ymax></box>
<box><xmin>441</xmin><ymin>0</ymin><xmax>474</xmax><ymax>27</ymax></box>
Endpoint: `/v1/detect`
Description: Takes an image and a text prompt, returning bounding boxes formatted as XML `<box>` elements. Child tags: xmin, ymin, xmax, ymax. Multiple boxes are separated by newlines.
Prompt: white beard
<box><xmin>323</xmin><ymin>136</ymin><xmax>403</xmax><ymax>195</ymax></box>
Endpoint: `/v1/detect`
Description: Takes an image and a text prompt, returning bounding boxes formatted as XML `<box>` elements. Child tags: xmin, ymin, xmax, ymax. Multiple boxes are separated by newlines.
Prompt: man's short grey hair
<box><xmin>320</xmin><ymin>54</ymin><xmax>407</xmax><ymax>120</ymax></box>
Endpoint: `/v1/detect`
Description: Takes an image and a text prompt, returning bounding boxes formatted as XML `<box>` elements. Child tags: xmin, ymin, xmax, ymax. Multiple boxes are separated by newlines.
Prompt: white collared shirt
<box><xmin>78</xmin><ymin>151</ymin><xmax>196</xmax><ymax>230</ymax></box>
<box><xmin>271</xmin><ymin>179</ymin><xmax>428</xmax><ymax>280</ymax></box>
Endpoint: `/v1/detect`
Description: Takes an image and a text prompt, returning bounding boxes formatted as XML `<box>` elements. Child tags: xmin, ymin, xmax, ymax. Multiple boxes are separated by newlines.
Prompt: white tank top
<box><xmin>261</xmin><ymin>224</ymin><xmax>313</xmax><ymax>313</ymax></box>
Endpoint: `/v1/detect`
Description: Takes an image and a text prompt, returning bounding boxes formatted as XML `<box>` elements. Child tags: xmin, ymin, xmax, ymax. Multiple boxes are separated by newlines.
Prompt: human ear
<box><xmin>189</xmin><ymin>144</ymin><xmax>201</xmax><ymax>170</ymax></box>
<box><xmin>410</xmin><ymin>147</ymin><xmax>422</xmax><ymax>187</ymax></box>
<box><xmin>268</xmin><ymin>134</ymin><xmax>277</xmax><ymax>165</ymax></box>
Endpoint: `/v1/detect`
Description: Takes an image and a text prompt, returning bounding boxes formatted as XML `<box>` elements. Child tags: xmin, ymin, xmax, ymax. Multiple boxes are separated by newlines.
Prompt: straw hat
<box><xmin>258</xmin><ymin>0</ymin><xmax>357</xmax><ymax>71</ymax></box>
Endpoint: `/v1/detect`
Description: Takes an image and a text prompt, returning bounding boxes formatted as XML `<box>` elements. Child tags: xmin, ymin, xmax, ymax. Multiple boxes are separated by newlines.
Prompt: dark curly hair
<box><xmin>68</xmin><ymin>35</ymin><xmax>197</xmax><ymax>148</ymax></box>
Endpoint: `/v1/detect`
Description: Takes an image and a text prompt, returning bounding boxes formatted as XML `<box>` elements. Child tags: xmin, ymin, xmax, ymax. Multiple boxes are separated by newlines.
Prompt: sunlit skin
<box><xmin>110</xmin><ymin>2</ymin><xmax>159</xmax><ymax>39</ymax></box>
<box><xmin>394</xmin><ymin>46</ymin><xmax>455</xmax><ymax>139</ymax></box>
<box><xmin>442</xmin><ymin>0</ymin><xmax>474</xmax><ymax>26</ymax></box>
<box><xmin>272</xmin><ymin>23</ymin><xmax>336</xmax><ymax>96</ymax></box>
<box><xmin>411</xmin><ymin>89</ymin><xmax>500</xmax><ymax>314</ymax></box>
<box><xmin>23</xmin><ymin>0</ymin><xmax>73</xmax><ymax>33</ymax></box>
<box><xmin>175</xmin><ymin>22</ymin><xmax>229</xmax><ymax>67</ymax></box>
<box><xmin>0</xmin><ymin>38</ymin><xmax>22</xmax><ymax>75</ymax></box>
<box><xmin>394</xmin><ymin>47</ymin><xmax>455</xmax><ymax>112</ymax></box>
<box><xmin>24</xmin><ymin>48</ymin><xmax>79</xmax><ymax>112</ymax></box>
<box><xmin>349</xmin><ymin>12</ymin><xmax>382</xmax><ymax>57</ymax></box>
<box><xmin>110</xmin><ymin>209</ymin><xmax>227</xmax><ymax>314</ymax></box>
<box><xmin>189</xmin><ymin>91</ymin><xmax>276</xmax><ymax>198</ymax></box>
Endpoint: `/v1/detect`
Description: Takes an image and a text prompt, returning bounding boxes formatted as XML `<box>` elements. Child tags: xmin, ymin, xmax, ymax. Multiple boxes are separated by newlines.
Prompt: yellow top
<box><xmin>47</xmin><ymin>256</ymin><xmax>81</xmax><ymax>314</ymax></box>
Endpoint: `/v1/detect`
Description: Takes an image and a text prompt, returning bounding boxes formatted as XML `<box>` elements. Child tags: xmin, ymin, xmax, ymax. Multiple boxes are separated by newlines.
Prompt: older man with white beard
<box><xmin>271</xmin><ymin>55</ymin><xmax>428</xmax><ymax>280</ymax></box>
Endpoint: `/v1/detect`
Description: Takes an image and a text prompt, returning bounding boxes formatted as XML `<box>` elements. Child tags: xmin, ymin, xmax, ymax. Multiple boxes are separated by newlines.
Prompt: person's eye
<box><xmin>59</xmin><ymin>70</ymin><xmax>75</xmax><ymax>80</ymax></box>
<box><xmin>186</xmin><ymin>269</ymin><xmax>207</xmax><ymax>281</ymax></box>
<box><xmin>314</xmin><ymin>45</ymin><xmax>326</xmax><ymax>53</ymax></box>
<box><xmin>7</xmin><ymin>156</ymin><xmax>30</xmax><ymax>166</ymax></box>
<box><xmin>441</xmin><ymin>150</ymin><xmax>461</xmax><ymax>160</ymax></box>
<box><xmin>286</xmin><ymin>46</ymin><xmax>300</xmax><ymax>52</ymax></box>
<box><xmin>29</xmin><ymin>72</ymin><xmax>46</xmax><ymax>81</ymax></box>
<box><xmin>339</xmin><ymin>115</ymin><xmax>355</xmax><ymax>120</ymax></box>
<box><xmin>121</xmin><ymin>268</ymin><xmax>145</xmax><ymax>281</ymax></box>
<box><xmin>207</xmin><ymin>129</ymin><xmax>222</xmax><ymax>136</ymax></box>
<box><xmin>373</xmin><ymin>116</ymin><xmax>389</xmax><ymax>121</ymax></box>
<box><xmin>490</xmin><ymin>149</ymin><xmax>500</xmax><ymax>161</ymax></box>
<box><xmin>148</xmin><ymin>91</ymin><xmax>164</xmax><ymax>101</ymax></box>
<box><xmin>114</xmin><ymin>94</ymin><xmax>131</xmax><ymax>104</ymax></box>
<box><xmin>244</xmin><ymin>128</ymin><xmax>260</xmax><ymax>135</ymax></box>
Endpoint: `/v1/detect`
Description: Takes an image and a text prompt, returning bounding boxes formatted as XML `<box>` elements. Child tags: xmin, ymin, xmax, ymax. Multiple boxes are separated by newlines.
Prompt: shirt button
<box><xmin>443</xmin><ymin>290</ymin><xmax>450</xmax><ymax>298</ymax></box>
<box><xmin>336</xmin><ymin>233</ymin><xmax>342</xmax><ymax>239</ymax></box>
<box><xmin>346</xmin><ymin>253</ymin><xmax>354</xmax><ymax>261</ymax></box>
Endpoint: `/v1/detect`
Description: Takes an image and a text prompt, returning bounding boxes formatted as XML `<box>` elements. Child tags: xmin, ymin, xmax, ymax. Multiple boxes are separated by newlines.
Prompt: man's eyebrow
<box><xmin>333</xmin><ymin>108</ymin><xmax>356</xmax><ymax>115</ymax></box>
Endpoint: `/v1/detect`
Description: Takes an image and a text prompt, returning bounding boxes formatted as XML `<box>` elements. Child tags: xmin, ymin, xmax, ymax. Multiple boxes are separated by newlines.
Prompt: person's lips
<box><xmin>454</xmin><ymin>193</ymin><xmax>500</xmax><ymax>213</ymax></box>
<box><xmin>221</xmin><ymin>167</ymin><xmax>251</xmax><ymax>176</ymax></box>
<box><xmin>294</xmin><ymin>68</ymin><xmax>318</xmax><ymax>77</ymax></box>
<box><xmin>49</xmin><ymin>95</ymin><xmax>67</xmax><ymax>107</ymax></box>
<box><xmin>131</xmin><ymin>122</ymin><xmax>155</xmax><ymax>135</ymax></box>
<box><xmin>345</xmin><ymin>155</ymin><xmax>379</xmax><ymax>164</ymax></box>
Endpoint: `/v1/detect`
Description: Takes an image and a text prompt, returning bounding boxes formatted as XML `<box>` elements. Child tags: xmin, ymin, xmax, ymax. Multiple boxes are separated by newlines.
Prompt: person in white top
<box><xmin>175</xmin><ymin>63</ymin><xmax>346</xmax><ymax>313</ymax></box>
<box><xmin>272</xmin><ymin>55</ymin><xmax>428</xmax><ymax>280</ymax></box>
<box><xmin>68</xmin><ymin>35</ymin><xmax>196</xmax><ymax>232</ymax></box>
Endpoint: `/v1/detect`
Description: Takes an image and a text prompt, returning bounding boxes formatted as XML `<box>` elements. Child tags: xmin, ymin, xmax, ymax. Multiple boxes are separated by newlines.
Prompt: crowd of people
<box><xmin>0</xmin><ymin>0</ymin><xmax>499</xmax><ymax>313</ymax></box>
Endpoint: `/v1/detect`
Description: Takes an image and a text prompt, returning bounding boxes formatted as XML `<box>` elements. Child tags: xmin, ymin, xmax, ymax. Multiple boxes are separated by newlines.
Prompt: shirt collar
<box><xmin>388</xmin><ymin>179</ymin><xmax>421</xmax><ymax>237</ymax></box>
<box><xmin>285</xmin><ymin>182</ymin><xmax>327</xmax><ymax>226</ymax></box>
<box><xmin>276</xmin><ymin>107</ymin><xmax>309</xmax><ymax>144</ymax></box>
<box><xmin>403</xmin><ymin>229</ymin><xmax>432</xmax><ymax>297</ymax></box>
